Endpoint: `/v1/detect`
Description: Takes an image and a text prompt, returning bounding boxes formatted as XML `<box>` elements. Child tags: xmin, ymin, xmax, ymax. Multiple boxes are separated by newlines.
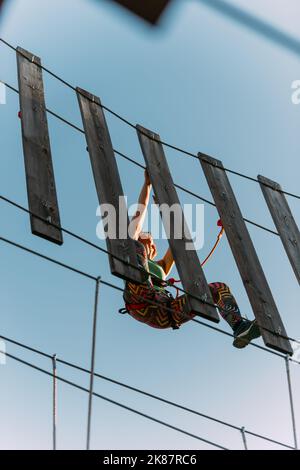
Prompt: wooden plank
<box><xmin>110</xmin><ymin>0</ymin><xmax>171</xmax><ymax>24</ymax></box>
<box><xmin>199</xmin><ymin>153</ymin><xmax>292</xmax><ymax>355</ymax></box>
<box><xmin>137</xmin><ymin>125</ymin><xmax>219</xmax><ymax>323</ymax></box>
<box><xmin>77</xmin><ymin>87</ymin><xmax>143</xmax><ymax>283</ymax></box>
<box><xmin>258</xmin><ymin>175</ymin><xmax>300</xmax><ymax>285</ymax></box>
<box><xmin>16</xmin><ymin>47</ymin><xmax>63</xmax><ymax>245</ymax></box>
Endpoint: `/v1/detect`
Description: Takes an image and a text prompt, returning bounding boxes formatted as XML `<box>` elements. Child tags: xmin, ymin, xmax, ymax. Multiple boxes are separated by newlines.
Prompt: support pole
<box><xmin>86</xmin><ymin>276</ymin><xmax>101</xmax><ymax>451</ymax></box>
<box><xmin>52</xmin><ymin>354</ymin><xmax>57</xmax><ymax>451</ymax></box>
<box><xmin>241</xmin><ymin>426</ymin><xmax>248</xmax><ymax>450</ymax></box>
<box><xmin>285</xmin><ymin>355</ymin><xmax>298</xmax><ymax>449</ymax></box>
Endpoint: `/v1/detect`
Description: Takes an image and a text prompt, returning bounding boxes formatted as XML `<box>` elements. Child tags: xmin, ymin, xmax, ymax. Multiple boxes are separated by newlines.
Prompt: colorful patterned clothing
<box><xmin>123</xmin><ymin>241</ymin><xmax>243</xmax><ymax>331</ymax></box>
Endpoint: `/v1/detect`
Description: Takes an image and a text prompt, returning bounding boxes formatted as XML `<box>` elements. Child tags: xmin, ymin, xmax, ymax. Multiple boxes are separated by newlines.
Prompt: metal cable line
<box><xmin>1</xmin><ymin>227</ymin><xmax>299</xmax><ymax>347</ymax></box>
<box><xmin>0</xmin><ymin>192</ymin><xmax>281</xmax><ymax>328</ymax></box>
<box><xmin>0</xmin><ymin>348</ymin><xmax>227</xmax><ymax>450</ymax></box>
<box><xmin>1</xmin><ymin>234</ymin><xmax>299</xmax><ymax>361</ymax></box>
<box><xmin>0</xmin><ymin>43</ymin><xmax>296</xmax><ymax>341</ymax></box>
<box><xmin>0</xmin><ymin>180</ymin><xmax>298</xmax><ymax>347</ymax></box>
<box><xmin>0</xmin><ymin>38</ymin><xmax>299</xmax><ymax>201</ymax></box>
<box><xmin>0</xmin><ymin>191</ymin><xmax>286</xmax><ymax>340</ymax></box>
<box><xmin>0</xmin><ymin>19</ymin><xmax>299</xmax><ymax>451</ymax></box>
<box><xmin>2</xmin><ymin>80</ymin><xmax>280</xmax><ymax>238</ymax></box>
<box><xmin>0</xmin><ymin>332</ymin><xmax>295</xmax><ymax>450</ymax></box>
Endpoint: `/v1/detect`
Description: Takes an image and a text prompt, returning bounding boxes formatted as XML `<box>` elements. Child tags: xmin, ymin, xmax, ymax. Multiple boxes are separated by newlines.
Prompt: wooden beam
<box><xmin>110</xmin><ymin>0</ymin><xmax>171</xmax><ymax>24</ymax></box>
<box><xmin>258</xmin><ymin>175</ymin><xmax>300</xmax><ymax>285</ymax></box>
<box><xmin>77</xmin><ymin>87</ymin><xmax>144</xmax><ymax>283</ymax></box>
<box><xmin>199</xmin><ymin>153</ymin><xmax>292</xmax><ymax>355</ymax></box>
<box><xmin>137</xmin><ymin>125</ymin><xmax>219</xmax><ymax>323</ymax></box>
<box><xmin>16</xmin><ymin>47</ymin><xmax>63</xmax><ymax>245</ymax></box>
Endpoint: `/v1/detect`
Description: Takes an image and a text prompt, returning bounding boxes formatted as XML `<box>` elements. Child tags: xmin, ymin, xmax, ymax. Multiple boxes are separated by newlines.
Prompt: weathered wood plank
<box><xmin>137</xmin><ymin>125</ymin><xmax>219</xmax><ymax>323</ymax></box>
<box><xmin>110</xmin><ymin>0</ymin><xmax>171</xmax><ymax>24</ymax></box>
<box><xmin>16</xmin><ymin>47</ymin><xmax>63</xmax><ymax>245</ymax></box>
<box><xmin>199</xmin><ymin>153</ymin><xmax>292</xmax><ymax>355</ymax></box>
<box><xmin>258</xmin><ymin>175</ymin><xmax>300</xmax><ymax>285</ymax></box>
<box><xmin>77</xmin><ymin>87</ymin><xmax>143</xmax><ymax>283</ymax></box>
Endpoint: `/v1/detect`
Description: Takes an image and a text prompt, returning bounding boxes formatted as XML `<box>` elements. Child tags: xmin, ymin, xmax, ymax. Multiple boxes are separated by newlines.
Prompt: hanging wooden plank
<box><xmin>258</xmin><ymin>175</ymin><xmax>300</xmax><ymax>285</ymax></box>
<box><xmin>110</xmin><ymin>0</ymin><xmax>171</xmax><ymax>24</ymax></box>
<box><xmin>77</xmin><ymin>87</ymin><xmax>143</xmax><ymax>283</ymax></box>
<box><xmin>199</xmin><ymin>153</ymin><xmax>292</xmax><ymax>355</ymax></box>
<box><xmin>137</xmin><ymin>125</ymin><xmax>219</xmax><ymax>323</ymax></box>
<box><xmin>16</xmin><ymin>47</ymin><xmax>63</xmax><ymax>245</ymax></box>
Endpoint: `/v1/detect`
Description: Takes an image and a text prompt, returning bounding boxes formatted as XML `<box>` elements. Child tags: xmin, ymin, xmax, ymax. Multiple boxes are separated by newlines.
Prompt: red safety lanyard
<box><xmin>163</xmin><ymin>219</ymin><xmax>224</xmax><ymax>298</ymax></box>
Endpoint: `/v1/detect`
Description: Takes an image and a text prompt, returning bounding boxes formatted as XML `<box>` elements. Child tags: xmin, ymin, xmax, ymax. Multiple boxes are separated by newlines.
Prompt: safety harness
<box><xmin>119</xmin><ymin>220</ymin><xmax>224</xmax><ymax>328</ymax></box>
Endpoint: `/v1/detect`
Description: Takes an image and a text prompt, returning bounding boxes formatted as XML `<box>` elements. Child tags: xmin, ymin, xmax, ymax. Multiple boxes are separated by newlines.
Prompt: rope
<box><xmin>201</xmin><ymin>221</ymin><xmax>225</xmax><ymax>267</ymax></box>
<box><xmin>162</xmin><ymin>220</ymin><xmax>225</xmax><ymax>297</ymax></box>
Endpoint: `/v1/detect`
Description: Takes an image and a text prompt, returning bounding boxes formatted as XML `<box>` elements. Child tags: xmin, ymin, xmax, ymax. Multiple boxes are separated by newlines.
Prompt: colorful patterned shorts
<box><xmin>123</xmin><ymin>241</ymin><xmax>241</xmax><ymax>330</ymax></box>
<box><xmin>124</xmin><ymin>281</ymin><xmax>192</xmax><ymax>329</ymax></box>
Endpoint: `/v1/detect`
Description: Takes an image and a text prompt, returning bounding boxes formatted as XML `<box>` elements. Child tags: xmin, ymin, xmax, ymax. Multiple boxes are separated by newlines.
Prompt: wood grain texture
<box><xmin>17</xmin><ymin>47</ymin><xmax>63</xmax><ymax>245</ymax></box>
<box><xmin>137</xmin><ymin>125</ymin><xmax>219</xmax><ymax>323</ymax></box>
<box><xmin>258</xmin><ymin>175</ymin><xmax>300</xmax><ymax>285</ymax></box>
<box><xmin>77</xmin><ymin>87</ymin><xmax>143</xmax><ymax>283</ymax></box>
<box><xmin>199</xmin><ymin>153</ymin><xmax>292</xmax><ymax>355</ymax></box>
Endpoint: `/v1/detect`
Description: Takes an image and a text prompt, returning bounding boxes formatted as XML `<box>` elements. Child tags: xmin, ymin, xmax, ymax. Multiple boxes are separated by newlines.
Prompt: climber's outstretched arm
<box><xmin>130</xmin><ymin>170</ymin><xmax>152</xmax><ymax>240</ymax></box>
<box><xmin>157</xmin><ymin>247</ymin><xmax>175</xmax><ymax>277</ymax></box>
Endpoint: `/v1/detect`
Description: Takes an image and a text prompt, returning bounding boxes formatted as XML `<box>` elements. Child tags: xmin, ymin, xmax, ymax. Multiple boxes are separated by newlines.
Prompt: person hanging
<box><xmin>121</xmin><ymin>170</ymin><xmax>261</xmax><ymax>349</ymax></box>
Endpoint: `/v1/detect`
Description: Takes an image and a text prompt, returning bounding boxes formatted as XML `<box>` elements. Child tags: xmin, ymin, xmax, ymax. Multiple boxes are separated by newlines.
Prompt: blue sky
<box><xmin>0</xmin><ymin>0</ymin><xmax>300</xmax><ymax>450</ymax></box>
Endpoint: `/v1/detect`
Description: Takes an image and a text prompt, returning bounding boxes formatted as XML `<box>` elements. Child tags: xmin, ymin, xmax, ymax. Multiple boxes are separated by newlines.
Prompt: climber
<box><xmin>122</xmin><ymin>170</ymin><xmax>261</xmax><ymax>349</ymax></box>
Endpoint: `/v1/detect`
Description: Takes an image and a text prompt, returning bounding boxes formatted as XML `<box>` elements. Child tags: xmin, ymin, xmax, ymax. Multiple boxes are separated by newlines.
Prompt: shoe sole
<box><xmin>233</xmin><ymin>322</ymin><xmax>261</xmax><ymax>349</ymax></box>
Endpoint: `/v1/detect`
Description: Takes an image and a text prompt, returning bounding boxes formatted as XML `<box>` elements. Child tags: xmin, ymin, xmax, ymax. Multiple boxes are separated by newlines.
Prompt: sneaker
<box><xmin>233</xmin><ymin>320</ymin><xmax>261</xmax><ymax>349</ymax></box>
